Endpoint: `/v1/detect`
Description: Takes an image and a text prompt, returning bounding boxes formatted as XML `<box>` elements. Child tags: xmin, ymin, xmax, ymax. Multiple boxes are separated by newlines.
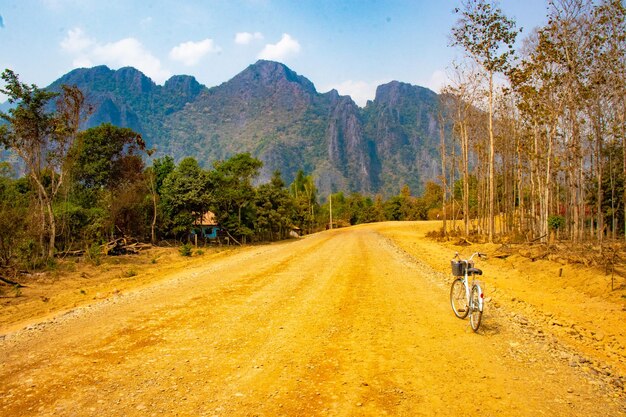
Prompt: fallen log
<box><xmin>0</xmin><ymin>276</ymin><xmax>27</xmax><ymax>288</ymax></box>
<box><xmin>224</xmin><ymin>230</ymin><xmax>242</xmax><ymax>246</ymax></box>
<box><xmin>494</xmin><ymin>244</ymin><xmax>512</xmax><ymax>259</ymax></box>
<box><xmin>455</xmin><ymin>237</ymin><xmax>473</xmax><ymax>246</ymax></box>
<box><xmin>101</xmin><ymin>238</ymin><xmax>145</xmax><ymax>255</ymax></box>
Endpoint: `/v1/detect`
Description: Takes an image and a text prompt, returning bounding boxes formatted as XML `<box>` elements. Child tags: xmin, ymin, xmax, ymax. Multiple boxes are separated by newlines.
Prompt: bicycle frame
<box><xmin>450</xmin><ymin>252</ymin><xmax>486</xmax><ymax>331</ymax></box>
<box><xmin>461</xmin><ymin>265</ymin><xmax>483</xmax><ymax>313</ymax></box>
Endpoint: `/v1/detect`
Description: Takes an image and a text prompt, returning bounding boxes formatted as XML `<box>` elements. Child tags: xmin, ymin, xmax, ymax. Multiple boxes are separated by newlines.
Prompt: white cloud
<box><xmin>59</xmin><ymin>28</ymin><xmax>171</xmax><ymax>83</ymax></box>
<box><xmin>169</xmin><ymin>39</ymin><xmax>221</xmax><ymax>66</ymax></box>
<box><xmin>92</xmin><ymin>38</ymin><xmax>171</xmax><ymax>82</ymax></box>
<box><xmin>257</xmin><ymin>33</ymin><xmax>301</xmax><ymax>61</ymax></box>
<box><xmin>60</xmin><ymin>28</ymin><xmax>94</xmax><ymax>53</ymax></box>
<box><xmin>327</xmin><ymin>80</ymin><xmax>383</xmax><ymax>107</ymax></box>
<box><xmin>73</xmin><ymin>56</ymin><xmax>94</xmax><ymax>68</ymax></box>
<box><xmin>426</xmin><ymin>70</ymin><xmax>448</xmax><ymax>93</ymax></box>
<box><xmin>235</xmin><ymin>31</ymin><xmax>263</xmax><ymax>45</ymax></box>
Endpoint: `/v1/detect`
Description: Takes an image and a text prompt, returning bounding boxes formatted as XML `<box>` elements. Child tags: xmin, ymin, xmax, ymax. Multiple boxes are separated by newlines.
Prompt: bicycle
<box><xmin>450</xmin><ymin>252</ymin><xmax>487</xmax><ymax>332</ymax></box>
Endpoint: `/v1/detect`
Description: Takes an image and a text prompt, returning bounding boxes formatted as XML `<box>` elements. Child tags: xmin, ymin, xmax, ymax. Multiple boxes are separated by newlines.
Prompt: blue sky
<box><xmin>0</xmin><ymin>0</ymin><xmax>548</xmax><ymax>106</ymax></box>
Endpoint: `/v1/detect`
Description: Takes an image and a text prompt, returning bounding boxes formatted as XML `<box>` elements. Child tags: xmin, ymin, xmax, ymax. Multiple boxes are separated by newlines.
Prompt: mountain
<box><xmin>0</xmin><ymin>102</ymin><xmax>10</xmax><ymax>114</ymax></box>
<box><xmin>48</xmin><ymin>65</ymin><xmax>207</xmax><ymax>142</ymax></box>
<box><xmin>45</xmin><ymin>61</ymin><xmax>443</xmax><ymax>197</ymax></box>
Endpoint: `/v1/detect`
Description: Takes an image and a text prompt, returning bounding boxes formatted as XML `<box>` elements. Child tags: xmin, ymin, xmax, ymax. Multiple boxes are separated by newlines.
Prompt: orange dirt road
<box><xmin>1</xmin><ymin>223</ymin><xmax>624</xmax><ymax>416</ymax></box>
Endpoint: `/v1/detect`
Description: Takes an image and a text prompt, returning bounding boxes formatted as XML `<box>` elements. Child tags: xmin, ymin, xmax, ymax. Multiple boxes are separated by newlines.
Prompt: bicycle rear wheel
<box><xmin>450</xmin><ymin>278</ymin><xmax>469</xmax><ymax>319</ymax></box>
<box><xmin>469</xmin><ymin>284</ymin><xmax>483</xmax><ymax>332</ymax></box>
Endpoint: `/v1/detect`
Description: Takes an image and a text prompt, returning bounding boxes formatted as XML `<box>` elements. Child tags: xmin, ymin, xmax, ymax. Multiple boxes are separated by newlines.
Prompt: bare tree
<box><xmin>452</xmin><ymin>0</ymin><xmax>520</xmax><ymax>242</ymax></box>
<box><xmin>592</xmin><ymin>0</ymin><xmax>626</xmax><ymax>240</ymax></box>
<box><xmin>442</xmin><ymin>62</ymin><xmax>483</xmax><ymax>236</ymax></box>
<box><xmin>0</xmin><ymin>70</ymin><xmax>86</xmax><ymax>258</ymax></box>
<box><xmin>509</xmin><ymin>25</ymin><xmax>566</xmax><ymax>242</ymax></box>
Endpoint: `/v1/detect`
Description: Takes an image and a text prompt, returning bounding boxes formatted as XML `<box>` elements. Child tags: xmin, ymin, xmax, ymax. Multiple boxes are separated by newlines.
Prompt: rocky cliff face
<box><xmin>42</xmin><ymin>61</ymin><xmax>442</xmax><ymax>197</ymax></box>
<box><xmin>364</xmin><ymin>81</ymin><xmax>442</xmax><ymax>195</ymax></box>
<box><xmin>48</xmin><ymin>66</ymin><xmax>206</xmax><ymax>138</ymax></box>
<box><xmin>326</xmin><ymin>95</ymin><xmax>377</xmax><ymax>193</ymax></box>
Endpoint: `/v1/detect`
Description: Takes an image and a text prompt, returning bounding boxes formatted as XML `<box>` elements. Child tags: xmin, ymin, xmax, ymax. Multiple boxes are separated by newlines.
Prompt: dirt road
<box><xmin>1</xmin><ymin>223</ymin><xmax>624</xmax><ymax>416</ymax></box>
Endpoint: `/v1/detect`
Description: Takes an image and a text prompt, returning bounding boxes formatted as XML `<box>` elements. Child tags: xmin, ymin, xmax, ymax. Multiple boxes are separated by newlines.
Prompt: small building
<box><xmin>192</xmin><ymin>211</ymin><xmax>221</xmax><ymax>240</ymax></box>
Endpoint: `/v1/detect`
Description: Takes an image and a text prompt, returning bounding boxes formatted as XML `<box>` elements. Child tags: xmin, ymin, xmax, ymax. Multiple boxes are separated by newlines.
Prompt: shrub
<box><xmin>179</xmin><ymin>243</ymin><xmax>193</xmax><ymax>257</ymax></box>
<box><xmin>548</xmin><ymin>215</ymin><xmax>565</xmax><ymax>231</ymax></box>
<box><xmin>17</xmin><ymin>239</ymin><xmax>45</xmax><ymax>270</ymax></box>
<box><xmin>123</xmin><ymin>268</ymin><xmax>137</xmax><ymax>278</ymax></box>
<box><xmin>87</xmin><ymin>243</ymin><xmax>102</xmax><ymax>266</ymax></box>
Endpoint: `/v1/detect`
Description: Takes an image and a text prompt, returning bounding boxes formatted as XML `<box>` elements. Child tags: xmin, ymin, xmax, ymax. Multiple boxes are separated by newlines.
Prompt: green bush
<box><xmin>87</xmin><ymin>243</ymin><xmax>102</xmax><ymax>266</ymax></box>
<box><xmin>123</xmin><ymin>268</ymin><xmax>137</xmax><ymax>278</ymax></box>
<box><xmin>548</xmin><ymin>215</ymin><xmax>565</xmax><ymax>231</ymax></box>
<box><xmin>179</xmin><ymin>243</ymin><xmax>193</xmax><ymax>257</ymax></box>
<box><xmin>17</xmin><ymin>239</ymin><xmax>46</xmax><ymax>270</ymax></box>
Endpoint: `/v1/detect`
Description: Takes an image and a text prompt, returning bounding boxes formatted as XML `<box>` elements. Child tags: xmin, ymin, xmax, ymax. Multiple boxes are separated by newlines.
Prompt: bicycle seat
<box><xmin>467</xmin><ymin>267</ymin><xmax>482</xmax><ymax>275</ymax></box>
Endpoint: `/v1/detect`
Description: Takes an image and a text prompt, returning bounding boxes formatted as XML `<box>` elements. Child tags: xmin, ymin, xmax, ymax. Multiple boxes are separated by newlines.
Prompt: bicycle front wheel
<box><xmin>450</xmin><ymin>278</ymin><xmax>469</xmax><ymax>319</ymax></box>
<box><xmin>469</xmin><ymin>284</ymin><xmax>483</xmax><ymax>332</ymax></box>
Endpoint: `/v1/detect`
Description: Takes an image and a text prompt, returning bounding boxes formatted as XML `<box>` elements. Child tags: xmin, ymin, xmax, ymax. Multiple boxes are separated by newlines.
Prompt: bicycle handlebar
<box><xmin>454</xmin><ymin>252</ymin><xmax>488</xmax><ymax>262</ymax></box>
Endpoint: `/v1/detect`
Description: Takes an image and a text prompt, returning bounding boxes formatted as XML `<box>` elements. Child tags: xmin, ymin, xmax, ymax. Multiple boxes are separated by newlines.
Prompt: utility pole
<box><xmin>329</xmin><ymin>193</ymin><xmax>333</xmax><ymax>230</ymax></box>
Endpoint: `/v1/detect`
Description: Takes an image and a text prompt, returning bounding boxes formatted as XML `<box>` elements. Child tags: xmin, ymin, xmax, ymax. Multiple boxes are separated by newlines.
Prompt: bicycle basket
<box><xmin>451</xmin><ymin>260</ymin><xmax>472</xmax><ymax>276</ymax></box>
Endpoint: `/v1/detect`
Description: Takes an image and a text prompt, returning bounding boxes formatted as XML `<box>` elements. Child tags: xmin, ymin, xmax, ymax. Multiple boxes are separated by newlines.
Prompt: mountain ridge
<box><xmin>29</xmin><ymin>61</ymin><xmax>443</xmax><ymax>197</ymax></box>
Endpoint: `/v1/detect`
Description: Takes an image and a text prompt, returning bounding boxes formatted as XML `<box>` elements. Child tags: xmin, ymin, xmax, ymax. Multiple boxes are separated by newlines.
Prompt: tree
<box><xmin>592</xmin><ymin>0</ymin><xmax>626</xmax><ymax>240</ymax></box>
<box><xmin>442</xmin><ymin>62</ymin><xmax>483</xmax><ymax>235</ymax></box>
<box><xmin>289</xmin><ymin>169</ymin><xmax>318</xmax><ymax>233</ymax></box>
<box><xmin>71</xmin><ymin>123</ymin><xmax>146</xmax><ymax>193</ymax></box>
<box><xmin>418</xmin><ymin>181</ymin><xmax>444</xmax><ymax>220</ymax></box>
<box><xmin>452</xmin><ymin>0</ymin><xmax>520</xmax><ymax>242</ymax></box>
<box><xmin>382</xmin><ymin>185</ymin><xmax>418</xmax><ymax>221</ymax></box>
<box><xmin>160</xmin><ymin>157</ymin><xmax>211</xmax><ymax>239</ymax></box>
<box><xmin>145</xmin><ymin>155</ymin><xmax>175</xmax><ymax>244</ymax></box>
<box><xmin>70</xmin><ymin>123</ymin><xmax>147</xmax><ymax>241</ymax></box>
<box><xmin>509</xmin><ymin>25</ymin><xmax>564</xmax><ymax>241</ymax></box>
<box><xmin>437</xmin><ymin>104</ymin><xmax>449</xmax><ymax>234</ymax></box>
<box><xmin>255</xmin><ymin>171</ymin><xmax>293</xmax><ymax>240</ymax></box>
<box><xmin>0</xmin><ymin>163</ymin><xmax>30</xmax><ymax>267</ymax></box>
<box><xmin>211</xmin><ymin>153</ymin><xmax>263</xmax><ymax>242</ymax></box>
<box><xmin>0</xmin><ymin>70</ymin><xmax>86</xmax><ymax>258</ymax></box>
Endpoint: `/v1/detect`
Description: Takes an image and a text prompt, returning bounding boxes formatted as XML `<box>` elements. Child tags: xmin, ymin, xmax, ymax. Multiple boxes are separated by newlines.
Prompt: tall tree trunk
<box><xmin>540</xmin><ymin>124</ymin><xmax>554</xmax><ymax>242</ymax></box>
<box><xmin>45</xmin><ymin>201</ymin><xmax>56</xmax><ymax>258</ymax></box>
<box><xmin>439</xmin><ymin>113</ymin><xmax>448</xmax><ymax>236</ymax></box>
<box><xmin>32</xmin><ymin>177</ymin><xmax>56</xmax><ymax>259</ymax></box>
<box><xmin>515</xmin><ymin>135</ymin><xmax>525</xmax><ymax>233</ymax></box>
<box><xmin>488</xmin><ymin>72</ymin><xmax>495</xmax><ymax>242</ymax></box>
<box><xmin>622</xmin><ymin>106</ymin><xmax>626</xmax><ymax>241</ymax></box>
<box><xmin>451</xmin><ymin>127</ymin><xmax>457</xmax><ymax>231</ymax></box>
<box><xmin>458</xmin><ymin>108</ymin><xmax>470</xmax><ymax>236</ymax></box>
<box><xmin>530</xmin><ymin>124</ymin><xmax>538</xmax><ymax>239</ymax></box>
<box><xmin>595</xmin><ymin>112</ymin><xmax>604</xmax><ymax>241</ymax></box>
<box><xmin>151</xmin><ymin>192</ymin><xmax>158</xmax><ymax>245</ymax></box>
